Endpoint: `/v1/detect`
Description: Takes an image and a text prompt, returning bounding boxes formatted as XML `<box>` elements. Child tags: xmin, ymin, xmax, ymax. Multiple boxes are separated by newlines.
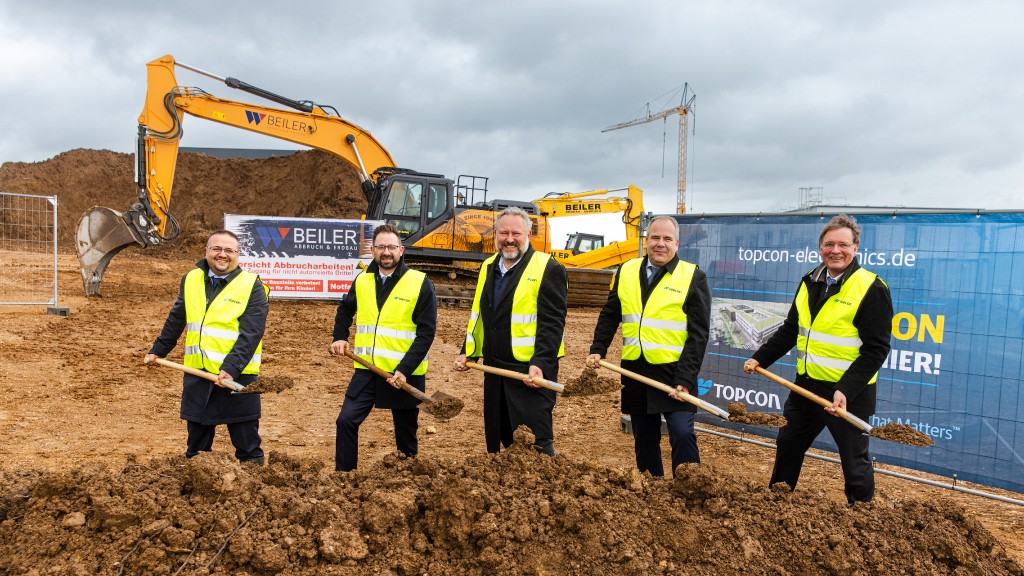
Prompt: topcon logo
<box><xmin>246</xmin><ymin>110</ymin><xmax>267</xmax><ymax>125</ymax></box>
<box><xmin>701</xmin><ymin>377</ymin><xmax>782</xmax><ymax>410</ymax></box>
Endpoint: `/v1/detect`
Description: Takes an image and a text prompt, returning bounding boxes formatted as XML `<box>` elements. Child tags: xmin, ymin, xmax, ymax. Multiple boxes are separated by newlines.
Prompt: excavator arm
<box><xmin>533</xmin><ymin>185</ymin><xmax>644</xmax><ymax>241</ymax></box>
<box><xmin>76</xmin><ymin>54</ymin><xmax>396</xmax><ymax>295</ymax></box>
<box><xmin>533</xmin><ymin>185</ymin><xmax>647</xmax><ymax>268</ymax></box>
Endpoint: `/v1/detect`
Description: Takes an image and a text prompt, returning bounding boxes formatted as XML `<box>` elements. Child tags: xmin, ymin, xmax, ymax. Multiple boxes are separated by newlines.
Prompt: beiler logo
<box><xmin>245</xmin><ymin>110</ymin><xmax>266</xmax><ymax>125</ymax></box>
<box><xmin>255</xmin><ymin>227</ymin><xmax>291</xmax><ymax>248</ymax></box>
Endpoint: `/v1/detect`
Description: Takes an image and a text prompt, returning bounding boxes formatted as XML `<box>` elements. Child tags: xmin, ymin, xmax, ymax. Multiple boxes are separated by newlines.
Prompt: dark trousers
<box><xmin>631</xmin><ymin>410</ymin><xmax>699</xmax><ymax>477</ymax></box>
<box><xmin>771</xmin><ymin>389</ymin><xmax>875</xmax><ymax>503</ymax></box>
<box><xmin>335</xmin><ymin>387</ymin><xmax>418</xmax><ymax>472</ymax></box>
<box><xmin>484</xmin><ymin>375</ymin><xmax>556</xmax><ymax>456</ymax></box>
<box><xmin>186</xmin><ymin>420</ymin><xmax>262</xmax><ymax>462</ymax></box>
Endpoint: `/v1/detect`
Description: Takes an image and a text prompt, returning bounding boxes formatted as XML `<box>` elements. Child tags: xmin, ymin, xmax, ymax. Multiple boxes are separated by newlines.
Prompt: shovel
<box><xmin>152</xmin><ymin>358</ymin><xmax>246</xmax><ymax>392</ymax></box>
<box><xmin>597</xmin><ymin>360</ymin><xmax>730</xmax><ymax>420</ymax></box>
<box><xmin>464</xmin><ymin>361</ymin><xmax>565</xmax><ymax>393</ymax></box>
<box><xmin>754</xmin><ymin>367</ymin><xmax>934</xmax><ymax>446</ymax></box>
<box><xmin>753</xmin><ymin>366</ymin><xmax>873</xmax><ymax>432</ymax></box>
<box><xmin>343</xmin><ymin>350</ymin><xmax>463</xmax><ymax>420</ymax></box>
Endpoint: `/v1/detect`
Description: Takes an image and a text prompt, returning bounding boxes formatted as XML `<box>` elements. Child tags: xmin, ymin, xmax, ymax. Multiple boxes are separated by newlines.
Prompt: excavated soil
<box><xmin>563</xmin><ymin>366</ymin><xmax>620</xmax><ymax>396</ymax></box>
<box><xmin>424</xmin><ymin>395</ymin><xmax>465</xmax><ymax>421</ymax></box>
<box><xmin>0</xmin><ymin>150</ymin><xmax>1022</xmax><ymax>574</ymax></box>
<box><xmin>872</xmin><ymin>422</ymin><xmax>936</xmax><ymax>447</ymax></box>
<box><xmin>726</xmin><ymin>401</ymin><xmax>788</xmax><ymax>428</ymax></box>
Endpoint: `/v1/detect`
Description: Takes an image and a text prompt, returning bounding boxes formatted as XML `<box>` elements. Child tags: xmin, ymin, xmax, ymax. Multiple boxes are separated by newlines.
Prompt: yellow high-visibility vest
<box><xmin>795</xmin><ymin>267</ymin><xmax>880</xmax><ymax>384</ymax></box>
<box><xmin>352</xmin><ymin>269</ymin><xmax>428</xmax><ymax>375</ymax></box>
<box><xmin>183</xmin><ymin>269</ymin><xmax>267</xmax><ymax>375</ymax></box>
<box><xmin>618</xmin><ymin>257</ymin><xmax>696</xmax><ymax>364</ymax></box>
<box><xmin>465</xmin><ymin>251</ymin><xmax>565</xmax><ymax>361</ymax></box>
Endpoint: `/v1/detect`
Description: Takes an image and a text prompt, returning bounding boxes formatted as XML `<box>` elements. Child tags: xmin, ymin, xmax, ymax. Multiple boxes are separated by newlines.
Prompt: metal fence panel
<box><xmin>0</xmin><ymin>192</ymin><xmax>58</xmax><ymax>306</ymax></box>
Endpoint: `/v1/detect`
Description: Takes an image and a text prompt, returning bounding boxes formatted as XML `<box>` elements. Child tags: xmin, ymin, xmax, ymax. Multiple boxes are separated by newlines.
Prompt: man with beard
<box><xmin>586</xmin><ymin>216</ymin><xmax>711</xmax><ymax>476</ymax></box>
<box><xmin>453</xmin><ymin>207</ymin><xmax>568</xmax><ymax>455</ymax></box>
<box><xmin>744</xmin><ymin>214</ymin><xmax>892</xmax><ymax>503</ymax></box>
<box><xmin>144</xmin><ymin>230</ymin><xmax>269</xmax><ymax>465</ymax></box>
<box><xmin>330</xmin><ymin>224</ymin><xmax>437</xmax><ymax>471</ymax></box>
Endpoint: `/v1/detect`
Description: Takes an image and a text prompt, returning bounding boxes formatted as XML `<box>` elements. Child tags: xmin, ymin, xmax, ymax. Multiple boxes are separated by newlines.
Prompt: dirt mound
<box><xmin>0</xmin><ymin>148</ymin><xmax>365</xmax><ymax>254</ymax></box>
<box><xmin>0</xmin><ymin>447</ymin><xmax>1019</xmax><ymax>576</ymax></box>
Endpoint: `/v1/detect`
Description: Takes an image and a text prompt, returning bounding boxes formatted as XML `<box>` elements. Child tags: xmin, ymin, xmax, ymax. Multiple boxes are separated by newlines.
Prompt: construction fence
<box><xmin>0</xmin><ymin>192</ymin><xmax>63</xmax><ymax>310</ymax></box>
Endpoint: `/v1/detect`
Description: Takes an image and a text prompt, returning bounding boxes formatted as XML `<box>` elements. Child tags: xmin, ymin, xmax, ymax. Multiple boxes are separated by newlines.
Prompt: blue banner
<box><xmin>677</xmin><ymin>212</ymin><xmax>1024</xmax><ymax>493</ymax></box>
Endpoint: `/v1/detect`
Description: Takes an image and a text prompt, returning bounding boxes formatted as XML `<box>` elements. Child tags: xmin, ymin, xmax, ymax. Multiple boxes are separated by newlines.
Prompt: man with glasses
<box><xmin>329</xmin><ymin>224</ymin><xmax>437</xmax><ymax>471</ymax></box>
<box><xmin>144</xmin><ymin>230</ymin><xmax>269</xmax><ymax>465</ymax></box>
<box><xmin>744</xmin><ymin>214</ymin><xmax>892</xmax><ymax>504</ymax></box>
<box><xmin>586</xmin><ymin>216</ymin><xmax>711</xmax><ymax>476</ymax></box>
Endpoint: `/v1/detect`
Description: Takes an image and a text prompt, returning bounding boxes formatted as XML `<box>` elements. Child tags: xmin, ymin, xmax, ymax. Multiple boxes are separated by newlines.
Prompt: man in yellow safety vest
<box><xmin>144</xmin><ymin>230</ymin><xmax>269</xmax><ymax>465</ymax></box>
<box><xmin>329</xmin><ymin>224</ymin><xmax>437</xmax><ymax>471</ymax></box>
<box><xmin>453</xmin><ymin>206</ymin><xmax>568</xmax><ymax>456</ymax></box>
<box><xmin>587</xmin><ymin>216</ymin><xmax>711</xmax><ymax>476</ymax></box>
<box><xmin>744</xmin><ymin>214</ymin><xmax>893</xmax><ymax>503</ymax></box>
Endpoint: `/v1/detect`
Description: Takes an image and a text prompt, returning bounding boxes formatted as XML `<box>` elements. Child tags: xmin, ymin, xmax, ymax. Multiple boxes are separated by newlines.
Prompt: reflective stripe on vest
<box><xmin>353</xmin><ymin>269</ymin><xmax>428</xmax><ymax>375</ymax></box>
<box><xmin>465</xmin><ymin>251</ymin><xmax>565</xmax><ymax>362</ymax></box>
<box><xmin>618</xmin><ymin>257</ymin><xmax>696</xmax><ymax>364</ymax></box>
<box><xmin>795</xmin><ymin>267</ymin><xmax>879</xmax><ymax>384</ymax></box>
<box><xmin>183</xmin><ymin>269</ymin><xmax>267</xmax><ymax>375</ymax></box>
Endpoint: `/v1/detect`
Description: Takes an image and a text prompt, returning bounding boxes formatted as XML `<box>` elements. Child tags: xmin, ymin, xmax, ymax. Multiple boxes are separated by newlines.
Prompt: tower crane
<box><xmin>602</xmin><ymin>83</ymin><xmax>695</xmax><ymax>214</ymax></box>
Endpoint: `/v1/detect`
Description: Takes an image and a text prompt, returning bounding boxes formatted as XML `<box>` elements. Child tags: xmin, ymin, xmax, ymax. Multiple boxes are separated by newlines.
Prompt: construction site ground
<box><xmin>0</xmin><ymin>150</ymin><xmax>1021</xmax><ymax>574</ymax></box>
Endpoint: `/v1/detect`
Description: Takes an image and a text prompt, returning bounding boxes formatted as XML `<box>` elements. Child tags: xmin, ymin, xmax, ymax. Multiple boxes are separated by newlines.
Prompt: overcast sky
<box><xmin>2</xmin><ymin>0</ymin><xmax>1022</xmax><ymax>224</ymax></box>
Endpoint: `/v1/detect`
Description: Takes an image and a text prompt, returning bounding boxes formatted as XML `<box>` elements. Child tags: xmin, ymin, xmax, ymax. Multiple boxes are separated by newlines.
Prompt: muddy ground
<box><xmin>0</xmin><ymin>150</ymin><xmax>1021</xmax><ymax>574</ymax></box>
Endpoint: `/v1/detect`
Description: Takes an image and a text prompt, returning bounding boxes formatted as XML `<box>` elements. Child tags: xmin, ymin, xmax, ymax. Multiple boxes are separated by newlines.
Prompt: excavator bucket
<box><xmin>76</xmin><ymin>207</ymin><xmax>144</xmax><ymax>296</ymax></box>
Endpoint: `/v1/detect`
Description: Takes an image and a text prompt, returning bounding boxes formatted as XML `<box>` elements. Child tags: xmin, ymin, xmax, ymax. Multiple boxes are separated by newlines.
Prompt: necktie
<box><xmin>826</xmin><ymin>275</ymin><xmax>837</xmax><ymax>289</ymax></box>
<box><xmin>647</xmin><ymin>266</ymin><xmax>659</xmax><ymax>285</ymax></box>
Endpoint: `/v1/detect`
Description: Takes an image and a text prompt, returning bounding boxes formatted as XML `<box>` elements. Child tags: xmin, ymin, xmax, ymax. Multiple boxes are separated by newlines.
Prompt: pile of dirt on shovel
<box><xmin>563</xmin><ymin>366</ymin><xmax>620</xmax><ymax>396</ymax></box>
<box><xmin>1</xmin><ymin>432</ymin><xmax>1020</xmax><ymax>576</ymax></box>
<box><xmin>0</xmin><ymin>148</ymin><xmax>366</xmax><ymax>254</ymax></box>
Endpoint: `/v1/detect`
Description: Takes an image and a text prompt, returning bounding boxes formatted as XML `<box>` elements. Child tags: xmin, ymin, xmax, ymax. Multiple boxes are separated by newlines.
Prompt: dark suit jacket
<box><xmin>590</xmin><ymin>255</ymin><xmax>711</xmax><ymax>415</ymax></box>
<box><xmin>149</xmin><ymin>260</ymin><xmax>268</xmax><ymax>424</ymax></box>
<box><xmin>462</xmin><ymin>246</ymin><xmax>568</xmax><ymax>445</ymax></box>
<box><xmin>333</xmin><ymin>259</ymin><xmax>437</xmax><ymax>409</ymax></box>
<box><xmin>463</xmin><ymin>245</ymin><xmax>568</xmax><ymax>377</ymax></box>
<box><xmin>752</xmin><ymin>258</ymin><xmax>892</xmax><ymax>404</ymax></box>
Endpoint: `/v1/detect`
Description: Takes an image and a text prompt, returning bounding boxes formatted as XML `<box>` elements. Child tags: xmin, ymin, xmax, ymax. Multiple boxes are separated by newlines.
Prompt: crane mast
<box><xmin>602</xmin><ymin>84</ymin><xmax>695</xmax><ymax>214</ymax></box>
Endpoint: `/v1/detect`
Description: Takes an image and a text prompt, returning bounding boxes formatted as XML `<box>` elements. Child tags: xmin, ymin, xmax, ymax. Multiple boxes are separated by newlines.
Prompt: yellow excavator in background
<box><xmin>76</xmin><ymin>55</ymin><xmax>645</xmax><ymax>296</ymax></box>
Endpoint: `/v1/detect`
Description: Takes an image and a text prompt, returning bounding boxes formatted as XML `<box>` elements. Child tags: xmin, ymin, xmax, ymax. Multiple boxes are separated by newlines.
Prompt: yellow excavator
<box><xmin>76</xmin><ymin>55</ymin><xmax>645</xmax><ymax>296</ymax></box>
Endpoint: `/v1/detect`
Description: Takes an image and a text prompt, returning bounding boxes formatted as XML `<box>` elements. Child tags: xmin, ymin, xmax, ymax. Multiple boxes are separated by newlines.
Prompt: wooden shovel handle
<box><xmin>754</xmin><ymin>367</ymin><xmax>872</xmax><ymax>432</ymax></box>
<box><xmin>597</xmin><ymin>360</ymin><xmax>729</xmax><ymax>420</ymax></box>
<box><xmin>465</xmin><ymin>361</ymin><xmax>565</xmax><ymax>393</ymax></box>
<box><xmin>343</xmin><ymin>350</ymin><xmax>433</xmax><ymax>404</ymax></box>
<box><xmin>152</xmin><ymin>357</ymin><xmax>245</xmax><ymax>392</ymax></box>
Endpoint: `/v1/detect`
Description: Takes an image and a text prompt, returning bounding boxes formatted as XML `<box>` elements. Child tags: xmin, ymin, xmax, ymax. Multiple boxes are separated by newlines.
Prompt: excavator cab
<box><xmin>564</xmin><ymin>233</ymin><xmax>606</xmax><ymax>255</ymax></box>
<box><xmin>368</xmin><ymin>168</ymin><xmax>455</xmax><ymax>244</ymax></box>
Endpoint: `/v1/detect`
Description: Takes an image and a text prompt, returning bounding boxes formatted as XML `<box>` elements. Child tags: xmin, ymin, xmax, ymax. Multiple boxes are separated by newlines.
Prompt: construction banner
<box><xmin>225</xmin><ymin>214</ymin><xmax>383</xmax><ymax>299</ymax></box>
<box><xmin>676</xmin><ymin>211</ymin><xmax>1024</xmax><ymax>493</ymax></box>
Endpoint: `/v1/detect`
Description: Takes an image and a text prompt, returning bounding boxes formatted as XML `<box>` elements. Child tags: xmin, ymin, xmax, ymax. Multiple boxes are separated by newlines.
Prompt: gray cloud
<box><xmin>1</xmin><ymin>0</ymin><xmax>1021</xmax><ymax>217</ymax></box>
